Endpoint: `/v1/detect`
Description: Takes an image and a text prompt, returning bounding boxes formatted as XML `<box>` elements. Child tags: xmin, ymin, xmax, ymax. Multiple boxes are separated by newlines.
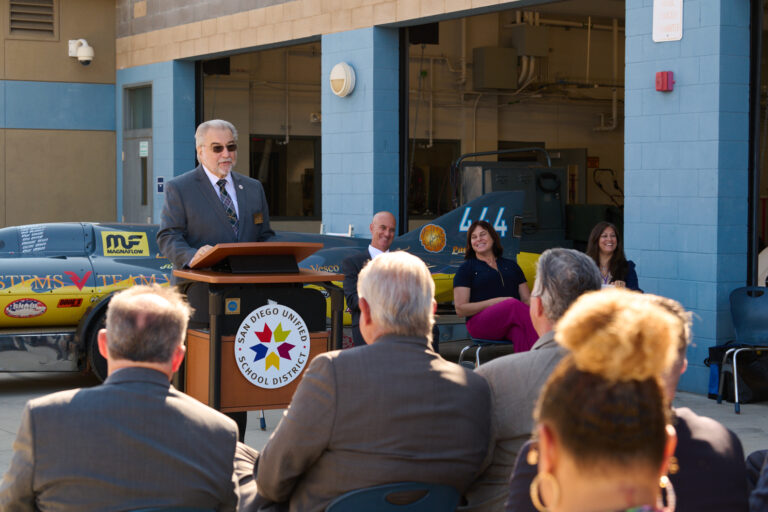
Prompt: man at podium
<box><xmin>158</xmin><ymin>118</ymin><xmax>274</xmax><ymax>440</ymax></box>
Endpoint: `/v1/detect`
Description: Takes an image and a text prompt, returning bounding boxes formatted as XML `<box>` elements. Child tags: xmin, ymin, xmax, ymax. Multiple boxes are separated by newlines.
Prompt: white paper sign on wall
<box><xmin>653</xmin><ymin>0</ymin><xmax>683</xmax><ymax>42</ymax></box>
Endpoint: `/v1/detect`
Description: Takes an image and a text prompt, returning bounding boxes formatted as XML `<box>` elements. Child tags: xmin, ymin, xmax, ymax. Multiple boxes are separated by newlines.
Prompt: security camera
<box><xmin>68</xmin><ymin>39</ymin><xmax>94</xmax><ymax>66</ymax></box>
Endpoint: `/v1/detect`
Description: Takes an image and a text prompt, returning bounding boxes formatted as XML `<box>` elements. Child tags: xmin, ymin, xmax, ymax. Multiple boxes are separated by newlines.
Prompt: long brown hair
<box><xmin>586</xmin><ymin>222</ymin><xmax>628</xmax><ymax>282</ymax></box>
<box><xmin>464</xmin><ymin>220</ymin><xmax>503</xmax><ymax>260</ymax></box>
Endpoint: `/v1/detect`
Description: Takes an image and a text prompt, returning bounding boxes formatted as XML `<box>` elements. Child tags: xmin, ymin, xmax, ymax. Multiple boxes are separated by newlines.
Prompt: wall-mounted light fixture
<box><xmin>68</xmin><ymin>39</ymin><xmax>94</xmax><ymax>66</ymax></box>
<box><xmin>330</xmin><ymin>62</ymin><xmax>356</xmax><ymax>97</ymax></box>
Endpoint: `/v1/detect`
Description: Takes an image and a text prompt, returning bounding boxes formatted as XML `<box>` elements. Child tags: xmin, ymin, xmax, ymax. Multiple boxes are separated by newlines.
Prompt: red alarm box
<box><xmin>656</xmin><ymin>71</ymin><xmax>674</xmax><ymax>92</ymax></box>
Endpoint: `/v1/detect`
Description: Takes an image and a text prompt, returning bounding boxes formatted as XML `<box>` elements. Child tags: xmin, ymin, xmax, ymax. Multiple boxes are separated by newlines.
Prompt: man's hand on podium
<box><xmin>189</xmin><ymin>245</ymin><xmax>214</xmax><ymax>268</ymax></box>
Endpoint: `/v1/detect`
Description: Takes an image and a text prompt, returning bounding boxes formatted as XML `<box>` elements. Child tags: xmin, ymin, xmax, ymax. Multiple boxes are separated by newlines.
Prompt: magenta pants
<box><xmin>466</xmin><ymin>298</ymin><xmax>539</xmax><ymax>353</ymax></box>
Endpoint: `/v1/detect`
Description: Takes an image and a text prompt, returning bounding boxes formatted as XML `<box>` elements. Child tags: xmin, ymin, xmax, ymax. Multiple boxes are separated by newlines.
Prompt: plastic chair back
<box><xmin>729</xmin><ymin>287</ymin><xmax>768</xmax><ymax>345</ymax></box>
<box><xmin>326</xmin><ymin>482</ymin><xmax>460</xmax><ymax>512</ymax></box>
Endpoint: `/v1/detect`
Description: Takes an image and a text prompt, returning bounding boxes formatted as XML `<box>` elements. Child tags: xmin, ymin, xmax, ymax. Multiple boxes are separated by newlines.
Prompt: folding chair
<box><xmin>717</xmin><ymin>286</ymin><xmax>768</xmax><ymax>413</ymax></box>
<box><xmin>458</xmin><ymin>337</ymin><xmax>514</xmax><ymax>368</ymax></box>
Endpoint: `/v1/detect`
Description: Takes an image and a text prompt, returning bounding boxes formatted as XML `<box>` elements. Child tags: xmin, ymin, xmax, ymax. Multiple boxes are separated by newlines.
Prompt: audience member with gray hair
<box><xmin>0</xmin><ymin>285</ymin><xmax>240</xmax><ymax>511</ymax></box>
<box><xmin>238</xmin><ymin>251</ymin><xmax>491</xmax><ymax>512</ymax></box>
<box><xmin>460</xmin><ymin>248</ymin><xmax>601</xmax><ymax>512</ymax></box>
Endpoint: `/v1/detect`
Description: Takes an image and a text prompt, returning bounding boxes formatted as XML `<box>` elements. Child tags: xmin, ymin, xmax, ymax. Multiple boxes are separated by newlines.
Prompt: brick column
<box><xmin>624</xmin><ymin>0</ymin><xmax>750</xmax><ymax>392</ymax></box>
<box><xmin>321</xmin><ymin>27</ymin><xmax>399</xmax><ymax>234</ymax></box>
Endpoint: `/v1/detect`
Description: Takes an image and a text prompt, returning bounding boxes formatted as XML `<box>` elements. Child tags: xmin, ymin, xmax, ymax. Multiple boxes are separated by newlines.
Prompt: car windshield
<box><xmin>0</xmin><ymin>224</ymin><xmax>88</xmax><ymax>257</ymax></box>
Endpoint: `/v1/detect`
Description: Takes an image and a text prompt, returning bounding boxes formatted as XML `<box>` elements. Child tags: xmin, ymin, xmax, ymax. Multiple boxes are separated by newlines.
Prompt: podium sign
<box><xmin>234</xmin><ymin>304</ymin><xmax>310</xmax><ymax>389</ymax></box>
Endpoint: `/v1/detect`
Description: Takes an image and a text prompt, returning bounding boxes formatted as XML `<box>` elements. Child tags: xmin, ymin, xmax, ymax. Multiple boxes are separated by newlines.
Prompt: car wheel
<box><xmin>87</xmin><ymin>310</ymin><xmax>108</xmax><ymax>382</ymax></box>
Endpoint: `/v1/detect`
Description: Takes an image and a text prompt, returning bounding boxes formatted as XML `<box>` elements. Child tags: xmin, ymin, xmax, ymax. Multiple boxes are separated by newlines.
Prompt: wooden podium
<box><xmin>174</xmin><ymin>242</ymin><xmax>343</xmax><ymax>412</ymax></box>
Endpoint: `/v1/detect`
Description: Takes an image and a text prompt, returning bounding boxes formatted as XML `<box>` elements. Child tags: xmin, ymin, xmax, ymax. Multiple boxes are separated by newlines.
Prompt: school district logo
<box><xmin>235</xmin><ymin>304</ymin><xmax>310</xmax><ymax>389</ymax></box>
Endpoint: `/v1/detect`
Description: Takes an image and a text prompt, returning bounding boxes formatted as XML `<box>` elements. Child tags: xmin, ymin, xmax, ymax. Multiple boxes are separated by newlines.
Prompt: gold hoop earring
<box><xmin>530</xmin><ymin>472</ymin><xmax>560</xmax><ymax>512</ymax></box>
<box><xmin>659</xmin><ymin>475</ymin><xmax>676</xmax><ymax>511</ymax></box>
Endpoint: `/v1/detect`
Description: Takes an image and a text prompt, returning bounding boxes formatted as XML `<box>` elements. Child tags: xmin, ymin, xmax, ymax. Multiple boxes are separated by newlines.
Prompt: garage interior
<box><xmin>199</xmin><ymin>0</ymin><xmax>768</xmax><ymax>256</ymax></box>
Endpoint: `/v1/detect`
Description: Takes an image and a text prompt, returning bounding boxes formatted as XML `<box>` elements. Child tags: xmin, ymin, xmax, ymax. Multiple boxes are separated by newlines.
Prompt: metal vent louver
<box><xmin>10</xmin><ymin>0</ymin><xmax>55</xmax><ymax>37</ymax></box>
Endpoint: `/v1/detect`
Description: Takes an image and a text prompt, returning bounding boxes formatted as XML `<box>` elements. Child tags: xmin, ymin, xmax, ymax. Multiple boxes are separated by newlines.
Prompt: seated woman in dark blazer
<box><xmin>586</xmin><ymin>221</ymin><xmax>640</xmax><ymax>291</ymax></box>
<box><xmin>453</xmin><ymin>220</ymin><xmax>537</xmax><ymax>352</ymax></box>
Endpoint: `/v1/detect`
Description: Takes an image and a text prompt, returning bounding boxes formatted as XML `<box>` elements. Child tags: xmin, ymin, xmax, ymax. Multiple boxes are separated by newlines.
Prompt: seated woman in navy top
<box><xmin>453</xmin><ymin>220</ymin><xmax>538</xmax><ymax>352</ymax></box>
<box><xmin>586</xmin><ymin>221</ymin><xmax>640</xmax><ymax>291</ymax></box>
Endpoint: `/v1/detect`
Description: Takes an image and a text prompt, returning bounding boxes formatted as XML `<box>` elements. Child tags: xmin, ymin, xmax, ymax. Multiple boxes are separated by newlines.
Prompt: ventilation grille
<box><xmin>10</xmin><ymin>0</ymin><xmax>55</xmax><ymax>38</ymax></box>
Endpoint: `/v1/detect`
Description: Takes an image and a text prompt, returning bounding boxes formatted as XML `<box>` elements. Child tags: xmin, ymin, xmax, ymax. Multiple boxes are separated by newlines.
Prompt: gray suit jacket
<box><xmin>157</xmin><ymin>165</ymin><xmax>274</xmax><ymax>278</ymax></box>
<box><xmin>255</xmin><ymin>335</ymin><xmax>492</xmax><ymax>512</ymax></box>
<box><xmin>0</xmin><ymin>367</ymin><xmax>240</xmax><ymax>512</ymax></box>
<box><xmin>461</xmin><ymin>330</ymin><xmax>566</xmax><ymax>512</ymax></box>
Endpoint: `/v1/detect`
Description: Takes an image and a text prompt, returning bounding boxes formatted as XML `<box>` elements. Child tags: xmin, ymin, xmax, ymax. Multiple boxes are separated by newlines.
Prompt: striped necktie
<box><xmin>216</xmin><ymin>179</ymin><xmax>239</xmax><ymax>234</ymax></box>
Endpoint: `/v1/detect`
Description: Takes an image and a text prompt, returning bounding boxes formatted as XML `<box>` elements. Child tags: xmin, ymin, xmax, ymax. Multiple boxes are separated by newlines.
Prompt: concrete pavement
<box><xmin>1</xmin><ymin>371</ymin><xmax>767</xmax><ymax>475</ymax></box>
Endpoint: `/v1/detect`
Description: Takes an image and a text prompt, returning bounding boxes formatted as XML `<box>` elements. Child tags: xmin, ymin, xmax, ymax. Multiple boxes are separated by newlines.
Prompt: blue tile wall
<box><xmin>1</xmin><ymin>81</ymin><xmax>114</xmax><ymax>131</ymax></box>
<box><xmin>116</xmin><ymin>60</ymin><xmax>195</xmax><ymax>222</ymax></box>
<box><xmin>321</xmin><ymin>27</ymin><xmax>399</xmax><ymax>236</ymax></box>
<box><xmin>624</xmin><ymin>0</ymin><xmax>750</xmax><ymax>394</ymax></box>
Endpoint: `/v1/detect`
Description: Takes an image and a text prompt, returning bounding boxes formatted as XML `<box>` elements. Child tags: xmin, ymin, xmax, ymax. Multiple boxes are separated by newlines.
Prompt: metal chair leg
<box><xmin>733</xmin><ymin>348</ymin><xmax>751</xmax><ymax>414</ymax></box>
<box><xmin>458</xmin><ymin>344</ymin><xmax>474</xmax><ymax>367</ymax></box>
<box><xmin>259</xmin><ymin>410</ymin><xmax>267</xmax><ymax>430</ymax></box>
<box><xmin>717</xmin><ymin>347</ymin><xmax>736</xmax><ymax>404</ymax></box>
<box><xmin>475</xmin><ymin>345</ymin><xmax>483</xmax><ymax>367</ymax></box>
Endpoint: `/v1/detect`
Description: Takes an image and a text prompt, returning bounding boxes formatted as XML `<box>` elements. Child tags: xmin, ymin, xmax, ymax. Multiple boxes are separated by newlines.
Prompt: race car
<box><xmin>0</xmin><ymin>191</ymin><xmax>533</xmax><ymax>380</ymax></box>
<box><xmin>0</xmin><ymin>223</ymin><xmax>171</xmax><ymax>380</ymax></box>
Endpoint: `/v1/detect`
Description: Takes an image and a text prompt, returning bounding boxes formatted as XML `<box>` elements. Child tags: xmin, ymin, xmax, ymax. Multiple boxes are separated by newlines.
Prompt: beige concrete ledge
<box><xmin>116</xmin><ymin>0</ymin><xmax>507</xmax><ymax>69</ymax></box>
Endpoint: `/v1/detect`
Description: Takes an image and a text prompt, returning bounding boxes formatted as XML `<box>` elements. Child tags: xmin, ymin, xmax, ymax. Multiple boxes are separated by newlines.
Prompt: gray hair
<box><xmin>532</xmin><ymin>248</ymin><xmax>602</xmax><ymax>323</ymax></box>
<box><xmin>195</xmin><ymin>119</ymin><xmax>238</xmax><ymax>147</ymax></box>
<box><xmin>357</xmin><ymin>251</ymin><xmax>435</xmax><ymax>341</ymax></box>
<box><xmin>105</xmin><ymin>284</ymin><xmax>192</xmax><ymax>363</ymax></box>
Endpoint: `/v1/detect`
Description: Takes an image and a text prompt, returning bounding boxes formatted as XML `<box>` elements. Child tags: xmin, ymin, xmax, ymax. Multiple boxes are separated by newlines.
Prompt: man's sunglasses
<box><xmin>211</xmin><ymin>143</ymin><xmax>238</xmax><ymax>153</ymax></box>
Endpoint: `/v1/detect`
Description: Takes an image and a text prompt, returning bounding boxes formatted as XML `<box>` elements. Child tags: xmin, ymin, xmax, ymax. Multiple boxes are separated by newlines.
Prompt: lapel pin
<box><xmin>238</xmin><ymin>184</ymin><xmax>243</xmax><ymax>189</ymax></box>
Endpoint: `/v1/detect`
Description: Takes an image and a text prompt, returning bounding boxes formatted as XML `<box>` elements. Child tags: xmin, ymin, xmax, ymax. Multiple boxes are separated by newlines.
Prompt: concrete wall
<box><xmin>115</xmin><ymin>0</ymin><xmax>533</xmax><ymax>69</ymax></box>
<box><xmin>116</xmin><ymin>0</ymin><xmax>291</xmax><ymax>37</ymax></box>
<box><xmin>624</xmin><ymin>0</ymin><xmax>751</xmax><ymax>392</ymax></box>
<box><xmin>0</xmin><ymin>0</ymin><xmax>116</xmax><ymax>227</ymax></box>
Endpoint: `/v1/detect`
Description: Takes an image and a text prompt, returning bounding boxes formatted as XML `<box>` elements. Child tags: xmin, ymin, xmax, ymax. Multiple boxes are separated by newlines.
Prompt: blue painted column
<box><xmin>624</xmin><ymin>0</ymin><xmax>750</xmax><ymax>392</ymax></box>
<box><xmin>321</xmin><ymin>27</ymin><xmax>400</xmax><ymax>235</ymax></box>
<box><xmin>116</xmin><ymin>61</ymin><xmax>196</xmax><ymax>223</ymax></box>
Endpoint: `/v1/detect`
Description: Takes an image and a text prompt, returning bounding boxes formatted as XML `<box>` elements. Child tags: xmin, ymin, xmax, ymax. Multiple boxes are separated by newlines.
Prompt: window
<box><xmin>249</xmin><ymin>135</ymin><xmax>321</xmax><ymax>218</ymax></box>
<box><xmin>125</xmin><ymin>86</ymin><xmax>152</xmax><ymax>130</ymax></box>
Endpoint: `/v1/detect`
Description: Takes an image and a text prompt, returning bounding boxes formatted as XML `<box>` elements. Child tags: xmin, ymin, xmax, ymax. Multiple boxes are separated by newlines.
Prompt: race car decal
<box><xmin>5</xmin><ymin>298</ymin><xmax>47</xmax><ymax>318</ymax></box>
<box><xmin>0</xmin><ymin>274</ymin><xmax>65</xmax><ymax>291</ymax></box>
<box><xmin>64</xmin><ymin>271</ymin><xmax>92</xmax><ymax>290</ymax></box>
<box><xmin>96</xmin><ymin>273</ymin><xmax>170</xmax><ymax>287</ymax></box>
<box><xmin>419</xmin><ymin>224</ymin><xmax>447</xmax><ymax>253</ymax></box>
<box><xmin>57</xmin><ymin>298</ymin><xmax>83</xmax><ymax>308</ymax></box>
<box><xmin>101</xmin><ymin>232</ymin><xmax>150</xmax><ymax>256</ymax></box>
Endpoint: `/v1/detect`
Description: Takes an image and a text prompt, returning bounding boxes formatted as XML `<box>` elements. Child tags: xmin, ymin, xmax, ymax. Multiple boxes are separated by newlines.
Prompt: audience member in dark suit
<box><xmin>157</xmin><ymin>119</ymin><xmax>274</xmax><ymax>439</ymax></box>
<box><xmin>750</xmin><ymin>450</ymin><xmax>768</xmax><ymax>511</ymax></box>
<box><xmin>341</xmin><ymin>211</ymin><xmax>395</xmax><ymax>347</ymax></box>
<box><xmin>0</xmin><ymin>285</ymin><xmax>240</xmax><ymax>512</ymax></box>
<box><xmin>237</xmin><ymin>251</ymin><xmax>491</xmax><ymax>512</ymax></box>
<box><xmin>461</xmin><ymin>248</ymin><xmax>601</xmax><ymax>512</ymax></box>
<box><xmin>506</xmin><ymin>294</ymin><xmax>749</xmax><ymax>512</ymax></box>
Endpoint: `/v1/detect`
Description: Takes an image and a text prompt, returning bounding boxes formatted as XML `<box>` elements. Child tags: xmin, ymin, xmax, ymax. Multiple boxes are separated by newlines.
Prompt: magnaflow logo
<box><xmin>101</xmin><ymin>232</ymin><xmax>150</xmax><ymax>256</ymax></box>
